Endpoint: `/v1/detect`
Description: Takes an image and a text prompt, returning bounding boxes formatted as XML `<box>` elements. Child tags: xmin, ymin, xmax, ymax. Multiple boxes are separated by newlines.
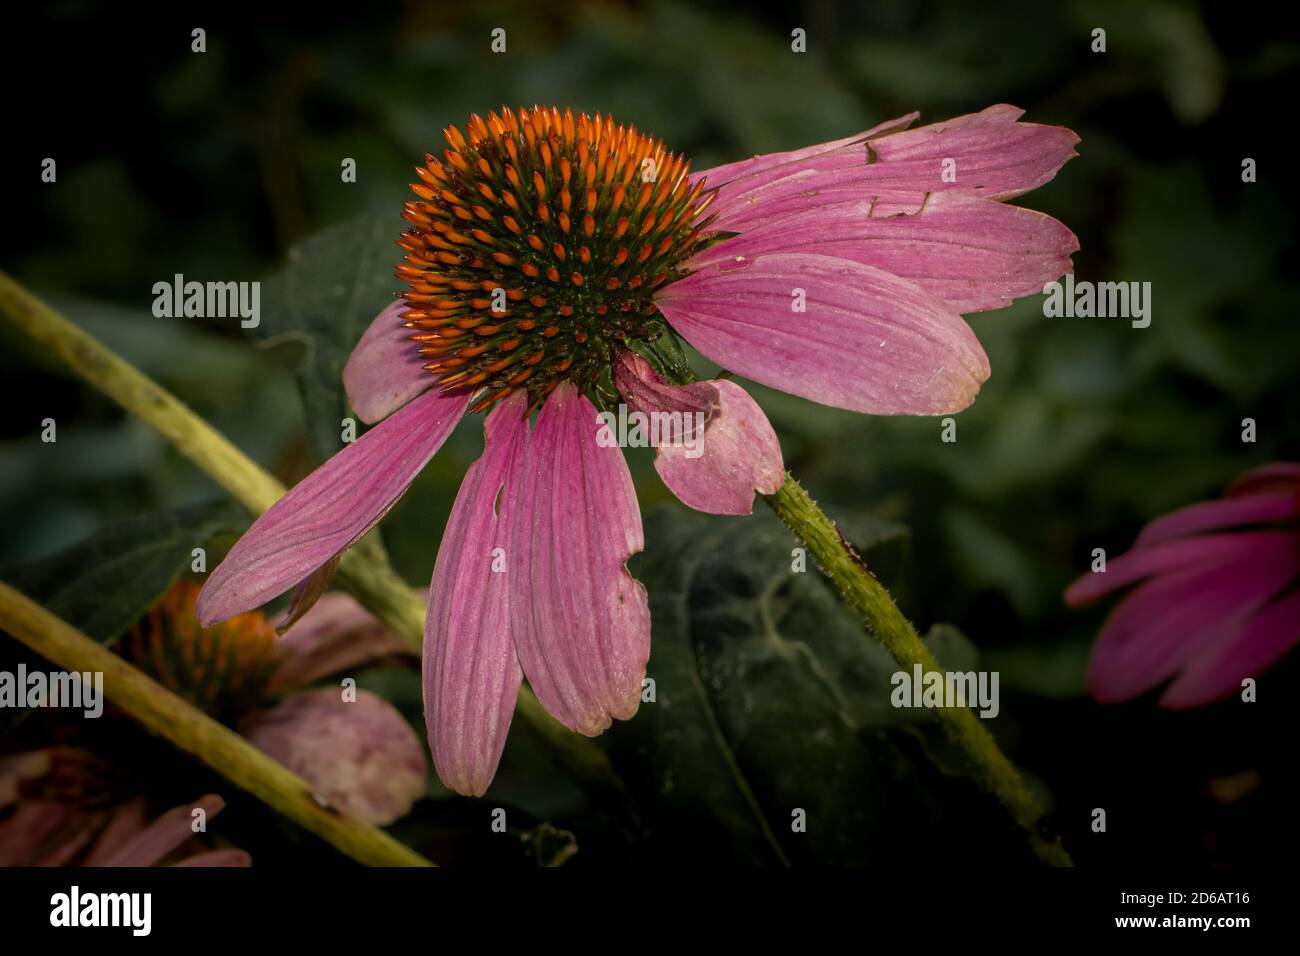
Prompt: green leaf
<box><xmin>257</xmin><ymin>216</ymin><xmax>398</xmax><ymax>464</ymax></box>
<box><xmin>0</xmin><ymin>500</ymin><xmax>246</xmax><ymax>733</ymax></box>
<box><xmin>1</xmin><ymin>500</ymin><xmax>244</xmax><ymax>646</ymax></box>
<box><xmin>606</xmin><ymin>506</ymin><xmax>1032</xmax><ymax>866</ymax></box>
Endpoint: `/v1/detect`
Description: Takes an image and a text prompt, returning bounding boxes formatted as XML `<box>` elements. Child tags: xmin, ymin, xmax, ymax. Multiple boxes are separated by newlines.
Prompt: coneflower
<box><xmin>1067</xmin><ymin>463</ymin><xmax>1300</xmax><ymax>708</ymax></box>
<box><xmin>199</xmin><ymin>104</ymin><xmax>1078</xmax><ymax>795</ymax></box>
<box><xmin>130</xmin><ymin>581</ymin><xmax>426</xmax><ymax>824</ymax></box>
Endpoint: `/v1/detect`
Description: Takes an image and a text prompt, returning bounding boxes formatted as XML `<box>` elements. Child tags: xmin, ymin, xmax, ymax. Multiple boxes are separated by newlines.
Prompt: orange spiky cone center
<box><xmin>397</xmin><ymin>106</ymin><xmax>718</xmax><ymax>412</ymax></box>
<box><xmin>123</xmin><ymin>580</ymin><xmax>282</xmax><ymax>721</ymax></box>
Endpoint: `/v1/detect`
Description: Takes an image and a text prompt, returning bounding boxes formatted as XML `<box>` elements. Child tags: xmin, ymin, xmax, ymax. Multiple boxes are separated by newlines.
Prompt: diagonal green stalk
<box><xmin>0</xmin><ymin>581</ymin><xmax>433</xmax><ymax>866</ymax></box>
<box><xmin>763</xmin><ymin>476</ymin><xmax>1072</xmax><ymax>866</ymax></box>
<box><xmin>0</xmin><ymin>272</ymin><xmax>626</xmax><ymax>803</ymax></box>
<box><xmin>3</xmin><ymin>271</ymin><xmax>1066</xmax><ymax>863</ymax></box>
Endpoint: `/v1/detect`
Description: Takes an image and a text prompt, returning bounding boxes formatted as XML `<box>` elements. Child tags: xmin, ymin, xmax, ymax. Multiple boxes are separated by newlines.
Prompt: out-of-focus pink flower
<box><xmin>197</xmin><ymin>105</ymin><xmax>1078</xmax><ymax>795</ymax></box>
<box><xmin>126</xmin><ymin>583</ymin><xmax>426</xmax><ymax>825</ymax></box>
<box><xmin>1067</xmin><ymin>463</ymin><xmax>1300</xmax><ymax>708</ymax></box>
<box><xmin>0</xmin><ymin>749</ymin><xmax>248</xmax><ymax>867</ymax></box>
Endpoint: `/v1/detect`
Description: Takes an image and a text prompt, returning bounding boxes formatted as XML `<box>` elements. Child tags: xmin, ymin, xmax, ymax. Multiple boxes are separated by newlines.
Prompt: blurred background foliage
<box><xmin>2</xmin><ymin>0</ymin><xmax>1298</xmax><ymax>866</ymax></box>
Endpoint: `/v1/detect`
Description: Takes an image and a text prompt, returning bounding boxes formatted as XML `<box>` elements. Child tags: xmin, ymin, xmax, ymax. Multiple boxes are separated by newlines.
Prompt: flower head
<box><xmin>199</xmin><ymin>104</ymin><xmax>1077</xmax><ymax>795</ymax></box>
<box><xmin>1067</xmin><ymin>463</ymin><xmax>1300</xmax><ymax>708</ymax></box>
<box><xmin>0</xmin><ymin>748</ymin><xmax>248</xmax><ymax>867</ymax></box>
<box><xmin>129</xmin><ymin>581</ymin><xmax>426</xmax><ymax>824</ymax></box>
<box><xmin>396</xmin><ymin>107</ymin><xmax>717</xmax><ymax>412</ymax></box>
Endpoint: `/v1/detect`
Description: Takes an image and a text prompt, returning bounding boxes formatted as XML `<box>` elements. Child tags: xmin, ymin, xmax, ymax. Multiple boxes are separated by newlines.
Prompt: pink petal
<box><xmin>0</xmin><ymin>801</ymin><xmax>68</xmax><ymax>866</ymax></box>
<box><xmin>424</xmin><ymin>393</ymin><xmax>529</xmax><ymax>796</ymax></box>
<box><xmin>342</xmin><ymin>300</ymin><xmax>435</xmax><ymax>424</ymax></box>
<box><xmin>1065</xmin><ymin>532</ymin><xmax>1282</xmax><ymax>607</ymax></box>
<box><xmin>692</xmin><ymin>191</ymin><xmax>1077</xmax><ymax>315</ymax></box>
<box><xmin>241</xmin><ymin>688</ymin><xmax>426</xmax><ymax>825</ymax></box>
<box><xmin>84</xmin><ymin>798</ymin><xmax>148</xmax><ymax>865</ymax></box>
<box><xmin>274</xmin><ymin>554</ymin><xmax>341</xmax><ymax>633</ymax></box>
<box><xmin>197</xmin><ymin>386</ymin><xmax>470</xmax><ymax>626</ymax></box>
<box><xmin>1086</xmin><ymin>534</ymin><xmax>1300</xmax><ymax>703</ymax></box>
<box><xmin>691</xmin><ymin>112</ymin><xmax>919</xmax><ymax>187</ymax></box>
<box><xmin>97</xmin><ymin>795</ymin><xmax>226</xmax><ymax>867</ymax></box>
<box><xmin>268</xmin><ymin>592</ymin><xmax>414</xmax><ymax>693</ymax></box>
<box><xmin>614</xmin><ymin>352</ymin><xmax>784</xmax><ymax>514</ymax></box>
<box><xmin>1226</xmin><ymin>462</ymin><xmax>1300</xmax><ymax>498</ymax></box>
<box><xmin>1159</xmin><ymin>587</ymin><xmax>1300</xmax><ymax>708</ymax></box>
<box><xmin>703</xmin><ymin>105</ymin><xmax>1078</xmax><ymax>230</ymax></box>
<box><xmin>1134</xmin><ymin>492</ymin><xmax>1300</xmax><ymax>548</ymax></box>
<box><xmin>508</xmin><ymin>383</ymin><xmax>650</xmax><ymax>735</ymax></box>
<box><xmin>656</xmin><ymin>252</ymin><xmax>989</xmax><ymax>415</ymax></box>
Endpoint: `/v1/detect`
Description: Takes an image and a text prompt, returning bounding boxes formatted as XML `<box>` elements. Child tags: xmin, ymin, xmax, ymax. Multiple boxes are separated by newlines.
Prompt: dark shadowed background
<box><xmin>2</xmin><ymin>0</ymin><xmax>1298</xmax><ymax>866</ymax></box>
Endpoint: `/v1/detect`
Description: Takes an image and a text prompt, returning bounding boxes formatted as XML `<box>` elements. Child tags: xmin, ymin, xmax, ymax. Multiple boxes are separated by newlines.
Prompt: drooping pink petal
<box><xmin>1159</xmin><ymin>587</ymin><xmax>1300</xmax><ymax>708</ymax></box>
<box><xmin>197</xmin><ymin>386</ymin><xmax>471</xmax><ymax>626</ymax></box>
<box><xmin>614</xmin><ymin>352</ymin><xmax>784</xmax><ymax>514</ymax></box>
<box><xmin>268</xmin><ymin>592</ymin><xmax>415</xmax><ymax>694</ymax></box>
<box><xmin>656</xmin><ymin>252</ymin><xmax>989</xmax><ymax>415</ymax></box>
<box><xmin>508</xmin><ymin>383</ymin><xmax>650</xmax><ymax>735</ymax></box>
<box><xmin>96</xmin><ymin>795</ymin><xmax>226</xmax><ymax>867</ymax></box>
<box><xmin>691</xmin><ymin>191</ymin><xmax>1078</xmax><ymax>314</ymax></box>
<box><xmin>1226</xmin><ymin>462</ymin><xmax>1300</xmax><ymax>498</ymax></box>
<box><xmin>0</xmin><ymin>801</ymin><xmax>68</xmax><ymax>866</ymax></box>
<box><xmin>83</xmin><ymin>798</ymin><xmax>148</xmax><ymax>865</ymax></box>
<box><xmin>424</xmin><ymin>393</ymin><xmax>529</xmax><ymax>796</ymax></box>
<box><xmin>274</xmin><ymin>554</ymin><xmax>341</xmax><ymax>633</ymax></box>
<box><xmin>36</xmin><ymin>812</ymin><xmax>101</xmax><ymax>866</ymax></box>
<box><xmin>1133</xmin><ymin>492</ymin><xmax>1300</xmax><ymax>548</ymax></box>
<box><xmin>1086</xmin><ymin>534</ymin><xmax>1300</xmax><ymax>703</ymax></box>
<box><xmin>241</xmin><ymin>688</ymin><xmax>426</xmax><ymax>825</ymax></box>
<box><xmin>701</xmin><ymin>105</ymin><xmax>1078</xmax><ymax>230</ymax></box>
<box><xmin>1065</xmin><ymin>532</ymin><xmax>1283</xmax><ymax>607</ymax></box>
<box><xmin>342</xmin><ymin>300</ymin><xmax>435</xmax><ymax>424</ymax></box>
<box><xmin>691</xmin><ymin>112</ymin><xmax>919</xmax><ymax>187</ymax></box>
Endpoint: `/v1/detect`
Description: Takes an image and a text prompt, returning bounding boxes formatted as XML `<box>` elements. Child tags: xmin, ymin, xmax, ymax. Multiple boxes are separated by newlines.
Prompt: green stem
<box><xmin>0</xmin><ymin>581</ymin><xmax>433</xmax><ymax>867</ymax></box>
<box><xmin>0</xmin><ymin>272</ymin><xmax>626</xmax><ymax>802</ymax></box>
<box><xmin>763</xmin><ymin>476</ymin><xmax>1072</xmax><ymax>867</ymax></box>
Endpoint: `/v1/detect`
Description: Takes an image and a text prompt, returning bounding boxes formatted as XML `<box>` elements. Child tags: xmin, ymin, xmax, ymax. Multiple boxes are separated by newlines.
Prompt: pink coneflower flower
<box><xmin>0</xmin><ymin>748</ymin><xmax>248</xmax><ymax>866</ymax></box>
<box><xmin>1066</xmin><ymin>463</ymin><xmax>1300</xmax><ymax>708</ymax></box>
<box><xmin>130</xmin><ymin>581</ymin><xmax>425</xmax><ymax>824</ymax></box>
<box><xmin>199</xmin><ymin>105</ymin><xmax>1078</xmax><ymax>795</ymax></box>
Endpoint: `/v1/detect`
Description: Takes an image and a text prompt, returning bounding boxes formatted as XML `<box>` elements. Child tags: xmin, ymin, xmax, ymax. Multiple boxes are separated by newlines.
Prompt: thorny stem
<box><xmin>763</xmin><ymin>476</ymin><xmax>1072</xmax><ymax>866</ymax></box>
<box><xmin>0</xmin><ymin>273</ymin><xmax>627</xmax><ymax>810</ymax></box>
<box><xmin>0</xmin><ymin>581</ymin><xmax>433</xmax><ymax>867</ymax></box>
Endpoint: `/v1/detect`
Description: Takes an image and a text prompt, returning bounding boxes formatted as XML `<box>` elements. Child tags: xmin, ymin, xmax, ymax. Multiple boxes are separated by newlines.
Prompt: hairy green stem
<box><xmin>763</xmin><ymin>476</ymin><xmax>1072</xmax><ymax>866</ymax></box>
<box><xmin>0</xmin><ymin>581</ymin><xmax>433</xmax><ymax>866</ymax></box>
<box><xmin>0</xmin><ymin>272</ymin><xmax>625</xmax><ymax>802</ymax></box>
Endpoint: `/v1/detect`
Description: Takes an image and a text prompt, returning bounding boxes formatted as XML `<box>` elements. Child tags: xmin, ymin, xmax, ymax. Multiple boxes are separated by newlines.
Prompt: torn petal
<box><xmin>691</xmin><ymin>191</ymin><xmax>1078</xmax><ymax>315</ymax></box>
